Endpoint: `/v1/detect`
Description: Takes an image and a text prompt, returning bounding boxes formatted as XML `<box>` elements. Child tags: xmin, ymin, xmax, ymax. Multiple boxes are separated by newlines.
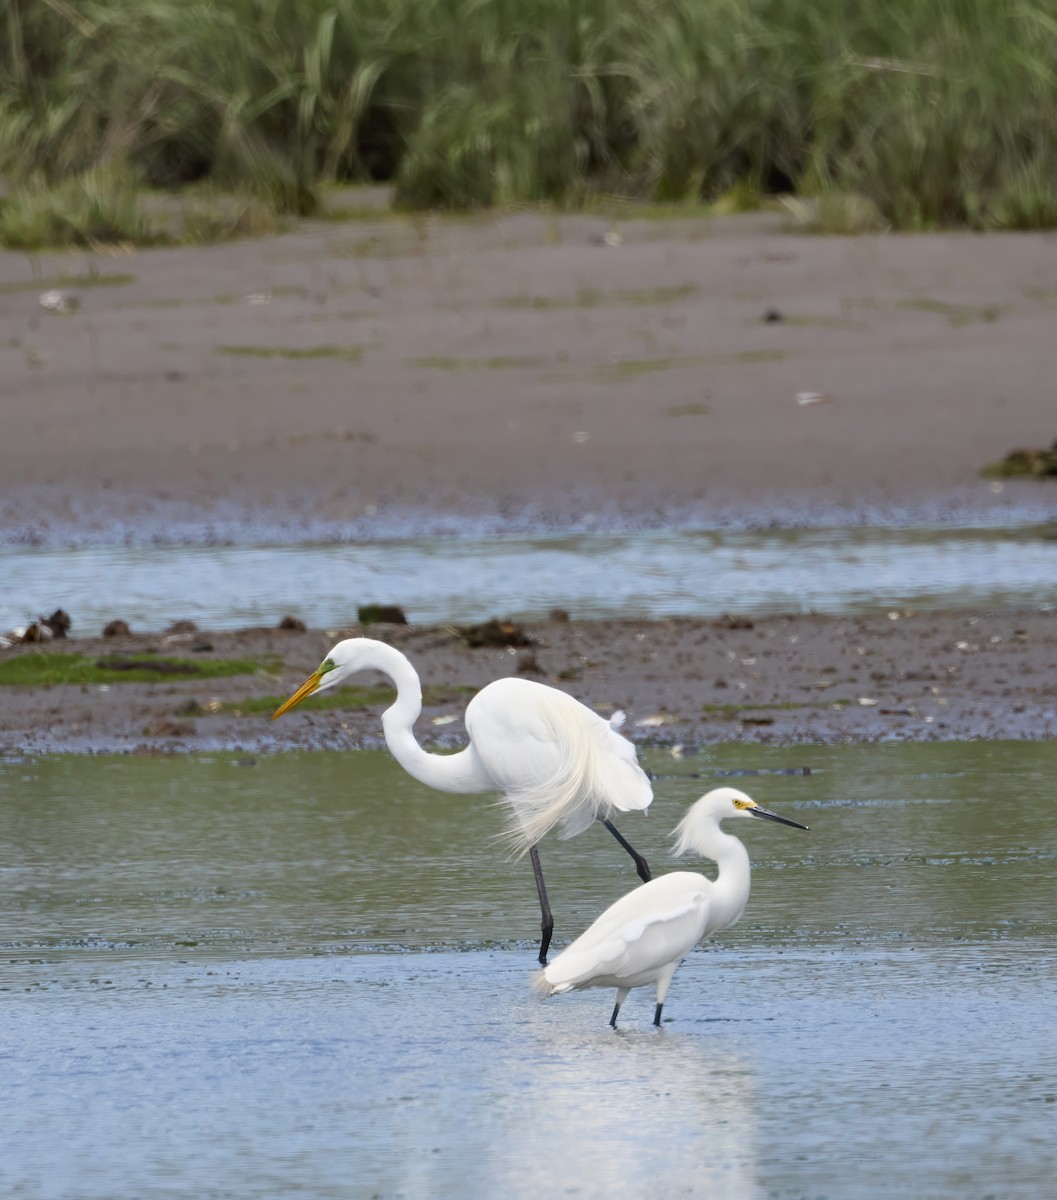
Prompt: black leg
<box><xmin>609</xmin><ymin>1001</ymin><xmax>622</xmax><ymax>1029</ymax></box>
<box><xmin>530</xmin><ymin>845</ymin><xmax>554</xmax><ymax>965</ymax></box>
<box><xmin>603</xmin><ymin>818</ymin><xmax>652</xmax><ymax>882</ymax></box>
<box><xmin>653</xmin><ymin>1003</ymin><xmax>664</xmax><ymax>1027</ymax></box>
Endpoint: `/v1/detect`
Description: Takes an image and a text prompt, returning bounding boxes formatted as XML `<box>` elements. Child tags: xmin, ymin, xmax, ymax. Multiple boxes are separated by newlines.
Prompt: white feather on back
<box><xmin>464</xmin><ymin>677</ymin><xmax>652</xmax><ymax>855</ymax></box>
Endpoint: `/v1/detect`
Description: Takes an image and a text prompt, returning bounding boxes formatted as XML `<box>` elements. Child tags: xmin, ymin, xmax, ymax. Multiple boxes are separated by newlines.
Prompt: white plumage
<box><xmin>464</xmin><ymin>677</ymin><xmax>651</xmax><ymax>851</ymax></box>
<box><xmin>535</xmin><ymin>787</ymin><xmax>808</xmax><ymax>1027</ymax></box>
<box><xmin>273</xmin><ymin>637</ymin><xmax>653</xmax><ymax>963</ymax></box>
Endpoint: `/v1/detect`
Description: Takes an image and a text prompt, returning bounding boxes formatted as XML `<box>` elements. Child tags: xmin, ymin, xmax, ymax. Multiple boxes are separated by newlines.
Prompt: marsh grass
<box><xmin>4</xmin><ymin>0</ymin><xmax>1057</xmax><ymax>236</ymax></box>
<box><xmin>0</xmin><ymin>654</ymin><xmax>269</xmax><ymax>687</ymax></box>
<box><xmin>0</xmin><ymin>171</ymin><xmax>159</xmax><ymax>249</ymax></box>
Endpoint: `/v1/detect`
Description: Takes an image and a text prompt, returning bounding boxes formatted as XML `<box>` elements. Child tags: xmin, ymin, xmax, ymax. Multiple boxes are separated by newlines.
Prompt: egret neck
<box><xmin>371</xmin><ymin>640</ymin><xmax>491</xmax><ymax>794</ymax></box>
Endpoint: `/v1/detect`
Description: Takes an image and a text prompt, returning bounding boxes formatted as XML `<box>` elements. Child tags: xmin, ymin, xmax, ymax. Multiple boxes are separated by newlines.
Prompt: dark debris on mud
<box><xmin>2</xmin><ymin>609</ymin><xmax>1057</xmax><ymax>755</ymax></box>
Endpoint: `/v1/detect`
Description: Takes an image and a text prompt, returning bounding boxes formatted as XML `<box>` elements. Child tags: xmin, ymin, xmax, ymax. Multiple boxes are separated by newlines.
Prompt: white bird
<box><xmin>272</xmin><ymin>637</ymin><xmax>654</xmax><ymax>962</ymax></box>
<box><xmin>535</xmin><ymin>787</ymin><xmax>808</xmax><ymax>1027</ymax></box>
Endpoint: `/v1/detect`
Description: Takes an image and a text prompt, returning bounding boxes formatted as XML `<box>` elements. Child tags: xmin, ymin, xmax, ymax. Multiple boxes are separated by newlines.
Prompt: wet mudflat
<box><xmin>2</xmin><ymin>742</ymin><xmax>1055</xmax><ymax>1198</ymax></box>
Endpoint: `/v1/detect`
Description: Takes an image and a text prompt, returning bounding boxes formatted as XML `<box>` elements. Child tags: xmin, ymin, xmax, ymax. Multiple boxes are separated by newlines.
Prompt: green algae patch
<box><xmin>0</xmin><ymin>654</ymin><xmax>269</xmax><ymax>687</ymax></box>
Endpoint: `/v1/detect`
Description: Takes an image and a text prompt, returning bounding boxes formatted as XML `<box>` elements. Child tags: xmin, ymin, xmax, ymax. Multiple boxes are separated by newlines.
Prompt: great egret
<box><xmin>534</xmin><ymin>787</ymin><xmax>808</xmax><ymax>1027</ymax></box>
<box><xmin>272</xmin><ymin>637</ymin><xmax>654</xmax><ymax>963</ymax></box>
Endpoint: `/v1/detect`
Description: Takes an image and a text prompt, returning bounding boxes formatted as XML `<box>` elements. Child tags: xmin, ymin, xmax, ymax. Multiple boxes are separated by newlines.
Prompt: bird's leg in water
<box><xmin>602</xmin><ymin>819</ymin><xmax>652</xmax><ymax>882</ymax></box>
<box><xmin>610</xmin><ymin>987</ymin><xmax>630</xmax><ymax>1029</ymax></box>
<box><xmin>653</xmin><ymin>963</ymin><xmax>676</xmax><ymax>1028</ymax></box>
<box><xmin>530</xmin><ymin>845</ymin><xmax>554</xmax><ymax>965</ymax></box>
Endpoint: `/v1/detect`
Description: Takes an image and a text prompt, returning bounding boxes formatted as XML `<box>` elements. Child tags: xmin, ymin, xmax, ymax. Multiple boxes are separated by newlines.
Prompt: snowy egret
<box><xmin>534</xmin><ymin>787</ymin><xmax>808</xmax><ymax>1026</ymax></box>
<box><xmin>272</xmin><ymin>637</ymin><xmax>653</xmax><ymax>963</ymax></box>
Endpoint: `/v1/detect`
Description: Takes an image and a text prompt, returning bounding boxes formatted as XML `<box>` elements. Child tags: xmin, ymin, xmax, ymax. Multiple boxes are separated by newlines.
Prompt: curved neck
<box><xmin>697</xmin><ymin>822</ymin><xmax>753</xmax><ymax>931</ymax></box>
<box><xmin>363</xmin><ymin>641</ymin><xmax>488</xmax><ymax>794</ymax></box>
<box><xmin>710</xmin><ymin>830</ymin><xmax>748</xmax><ymax>931</ymax></box>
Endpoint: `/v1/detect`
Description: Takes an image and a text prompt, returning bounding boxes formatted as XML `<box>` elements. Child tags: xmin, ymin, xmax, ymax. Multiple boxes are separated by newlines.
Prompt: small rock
<box><xmin>103</xmin><ymin>619</ymin><xmax>131</xmax><ymax>638</ymax></box>
<box><xmin>456</xmin><ymin>619</ymin><xmax>535</xmax><ymax>648</ymax></box>
<box><xmin>763</xmin><ymin>308</ymin><xmax>785</xmax><ymax>323</ymax></box>
<box><xmin>43</xmin><ymin>609</ymin><xmax>71</xmax><ymax>638</ymax></box>
<box><xmin>516</xmin><ymin>654</ymin><xmax>543</xmax><ymax>675</ymax></box>
<box><xmin>20</xmin><ymin>623</ymin><xmax>46</xmax><ymax>643</ymax></box>
<box><xmin>548</xmin><ymin>608</ymin><xmax>570</xmax><ymax>623</ymax></box>
<box><xmin>712</xmin><ymin>614</ymin><xmax>754</xmax><ymax>630</ymax></box>
<box><xmin>142</xmin><ymin>719</ymin><xmax>189</xmax><ymax>738</ymax></box>
<box><xmin>278</xmin><ymin>615</ymin><xmax>307</xmax><ymax>632</ymax></box>
<box><xmin>191</xmin><ymin>640</ymin><xmax>214</xmax><ymax>653</ymax></box>
<box><xmin>175</xmin><ymin>699</ymin><xmax>204</xmax><ymax>716</ymax></box>
<box><xmin>984</xmin><ymin>441</ymin><xmax>1057</xmax><ymax>478</ymax></box>
<box><xmin>358</xmin><ymin>604</ymin><xmax>408</xmax><ymax>626</ymax></box>
<box><xmin>166</xmin><ymin>620</ymin><xmax>198</xmax><ymax>634</ymax></box>
<box><xmin>39</xmin><ymin>290</ymin><xmax>78</xmax><ymax>314</ymax></box>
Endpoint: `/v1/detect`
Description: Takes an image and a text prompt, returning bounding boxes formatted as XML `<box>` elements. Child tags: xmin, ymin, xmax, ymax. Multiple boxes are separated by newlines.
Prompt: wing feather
<box><xmin>544</xmin><ymin>873</ymin><xmax>710</xmax><ymax>993</ymax></box>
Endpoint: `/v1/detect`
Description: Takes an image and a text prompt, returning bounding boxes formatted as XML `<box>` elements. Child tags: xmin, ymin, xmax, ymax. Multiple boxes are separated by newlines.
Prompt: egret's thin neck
<box><xmin>699</xmin><ymin>821</ymin><xmax>753</xmax><ymax>929</ymax></box>
<box><xmin>360</xmin><ymin>641</ymin><xmax>487</xmax><ymax>794</ymax></box>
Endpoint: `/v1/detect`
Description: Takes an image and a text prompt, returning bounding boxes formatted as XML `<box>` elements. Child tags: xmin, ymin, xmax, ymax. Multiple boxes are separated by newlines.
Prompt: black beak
<box><xmin>749</xmin><ymin>805</ymin><xmax>809</xmax><ymax>831</ymax></box>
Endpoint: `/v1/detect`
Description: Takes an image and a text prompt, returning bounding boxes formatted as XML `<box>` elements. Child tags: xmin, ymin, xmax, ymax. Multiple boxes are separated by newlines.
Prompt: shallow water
<box><xmin>2</xmin><ymin>742</ymin><xmax>1056</xmax><ymax>1198</ymax></box>
<box><xmin>4</xmin><ymin>522</ymin><xmax>1057</xmax><ymax>633</ymax></box>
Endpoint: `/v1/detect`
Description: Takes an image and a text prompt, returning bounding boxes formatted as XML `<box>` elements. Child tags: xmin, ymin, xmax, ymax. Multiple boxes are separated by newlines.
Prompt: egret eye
<box><xmin>319</xmin><ymin>657</ymin><xmax>337</xmax><ymax>674</ymax></box>
<box><xmin>733</xmin><ymin>798</ymin><xmax>750</xmax><ymax>810</ymax></box>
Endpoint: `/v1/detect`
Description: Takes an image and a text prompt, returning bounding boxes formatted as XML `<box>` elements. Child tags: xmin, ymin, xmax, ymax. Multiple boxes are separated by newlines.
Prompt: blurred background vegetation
<box><xmin>4</xmin><ymin>0</ymin><xmax>1057</xmax><ymax>245</ymax></box>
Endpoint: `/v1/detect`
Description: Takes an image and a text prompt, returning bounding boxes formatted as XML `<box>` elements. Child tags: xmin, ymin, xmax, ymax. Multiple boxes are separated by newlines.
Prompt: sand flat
<box><xmin>3</xmin><ymin>211</ymin><xmax>1056</xmax><ymax>536</ymax></box>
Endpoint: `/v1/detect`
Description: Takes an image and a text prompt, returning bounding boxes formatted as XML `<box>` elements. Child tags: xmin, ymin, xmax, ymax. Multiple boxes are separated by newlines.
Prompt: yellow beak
<box><xmin>272</xmin><ymin>668</ymin><xmax>324</xmax><ymax>719</ymax></box>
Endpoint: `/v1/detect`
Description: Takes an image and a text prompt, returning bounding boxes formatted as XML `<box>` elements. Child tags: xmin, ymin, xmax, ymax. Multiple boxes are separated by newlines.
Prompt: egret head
<box><xmin>271</xmin><ymin>638</ymin><xmax>367</xmax><ymax>719</ymax></box>
<box><xmin>672</xmin><ymin>787</ymin><xmax>808</xmax><ymax>855</ymax></box>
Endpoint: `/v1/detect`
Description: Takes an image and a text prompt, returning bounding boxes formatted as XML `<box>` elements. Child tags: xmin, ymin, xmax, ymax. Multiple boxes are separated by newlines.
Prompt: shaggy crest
<box><xmin>671</xmin><ymin>787</ymin><xmax>754</xmax><ymax>858</ymax></box>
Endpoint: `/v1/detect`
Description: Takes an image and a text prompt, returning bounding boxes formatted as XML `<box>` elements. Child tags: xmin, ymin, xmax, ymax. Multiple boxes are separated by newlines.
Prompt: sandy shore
<box><xmin>2</xmin><ymin>610</ymin><xmax>1054</xmax><ymax>755</ymax></box>
<box><xmin>3</xmin><ymin>209</ymin><xmax>1057</xmax><ymax>542</ymax></box>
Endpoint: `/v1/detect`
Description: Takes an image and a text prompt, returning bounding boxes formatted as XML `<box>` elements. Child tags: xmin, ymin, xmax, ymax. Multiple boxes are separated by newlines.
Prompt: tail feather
<box><xmin>532</xmin><ymin>969</ymin><xmax>553</xmax><ymax>996</ymax></box>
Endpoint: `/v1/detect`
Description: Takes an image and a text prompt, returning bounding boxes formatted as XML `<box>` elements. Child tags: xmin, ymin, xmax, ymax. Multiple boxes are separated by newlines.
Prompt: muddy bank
<box><xmin>3</xmin><ymin>212</ymin><xmax>1057</xmax><ymax>544</ymax></box>
<box><xmin>1</xmin><ymin>610</ymin><xmax>1054</xmax><ymax>755</ymax></box>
